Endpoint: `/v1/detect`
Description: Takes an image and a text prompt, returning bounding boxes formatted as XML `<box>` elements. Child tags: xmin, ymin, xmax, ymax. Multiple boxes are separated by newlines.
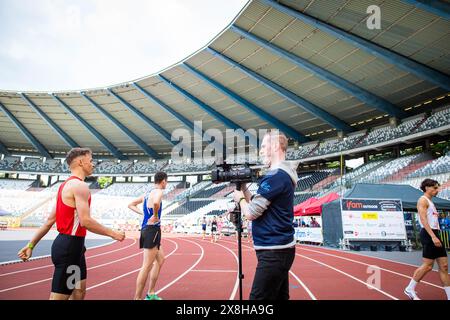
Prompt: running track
<box><xmin>0</xmin><ymin>234</ymin><xmax>447</xmax><ymax>300</ymax></box>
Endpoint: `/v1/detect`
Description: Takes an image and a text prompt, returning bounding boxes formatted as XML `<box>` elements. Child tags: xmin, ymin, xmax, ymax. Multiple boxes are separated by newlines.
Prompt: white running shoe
<box><xmin>404</xmin><ymin>288</ymin><xmax>421</xmax><ymax>300</ymax></box>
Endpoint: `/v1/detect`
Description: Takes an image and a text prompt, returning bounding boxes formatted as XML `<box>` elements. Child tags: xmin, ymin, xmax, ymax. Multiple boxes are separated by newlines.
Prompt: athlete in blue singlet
<box><xmin>142</xmin><ymin>195</ymin><xmax>162</xmax><ymax>228</ymax></box>
<box><xmin>128</xmin><ymin>171</ymin><xmax>168</xmax><ymax>300</ymax></box>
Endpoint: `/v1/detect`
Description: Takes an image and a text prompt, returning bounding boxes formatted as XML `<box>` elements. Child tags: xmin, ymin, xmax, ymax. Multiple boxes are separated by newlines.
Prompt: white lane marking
<box><xmin>297</xmin><ymin>253</ymin><xmax>399</xmax><ymax>300</ymax></box>
<box><xmin>217</xmin><ymin>237</ymin><xmax>316</xmax><ymax>300</ymax></box>
<box><xmin>0</xmin><ymin>239</ymin><xmax>136</xmax><ymax>277</ymax></box>
<box><xmin>299</xmin><ymin>246</ymin><xmax>444</xmax><ymax>290</ymax></box>
<box><xmin>86</xmin><ymin>238</ymin><xmax>179</xmax><ymax>291</ymax></box>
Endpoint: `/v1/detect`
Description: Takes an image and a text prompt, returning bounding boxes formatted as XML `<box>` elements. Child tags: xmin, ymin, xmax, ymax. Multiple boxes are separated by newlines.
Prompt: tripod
<box><xmin>230</xmin><ymin>182</ymin><xmax>245</xmax><ymax>300</ymax></box>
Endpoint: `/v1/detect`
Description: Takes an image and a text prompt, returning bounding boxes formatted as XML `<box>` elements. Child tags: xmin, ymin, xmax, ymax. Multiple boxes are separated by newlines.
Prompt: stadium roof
<box><xmin>0</xmin><ymin>0</ymin><xmax>449</xmax><ymax>159</ymax></box>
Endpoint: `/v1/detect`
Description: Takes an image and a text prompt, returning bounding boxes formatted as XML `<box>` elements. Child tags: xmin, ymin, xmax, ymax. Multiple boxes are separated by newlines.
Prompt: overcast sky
<box><xmin>0</xmin><ymin>0</ymin><xmax>248</xmax><ymax>92</ymax></box>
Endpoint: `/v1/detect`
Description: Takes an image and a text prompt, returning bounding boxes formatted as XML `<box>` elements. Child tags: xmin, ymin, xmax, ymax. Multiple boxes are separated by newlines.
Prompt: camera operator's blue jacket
<box><xmin>249</xmin><ymin>161</ymin><xmax>298</xmax><ymax>250</ymax></box>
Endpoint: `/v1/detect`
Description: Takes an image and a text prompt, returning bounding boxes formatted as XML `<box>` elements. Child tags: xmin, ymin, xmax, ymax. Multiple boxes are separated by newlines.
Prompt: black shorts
<box><xmin>140</xmin><ymin>225</ymin><xmax>161</xmax><ymax>250</ymax></box>
<box><xmin>51</xmin><ymin>233</ymin><xmax>87</xmax><ymax>295</ymax></box>
<box><xmin>420</xmin><ymin>228</ymin><xmax>447</xmax><ymax>260</ymax></box>
<box><xmin>211</xmin><ymin>227</ymin><xmax>217</xmax><ymax>233</ymax></box>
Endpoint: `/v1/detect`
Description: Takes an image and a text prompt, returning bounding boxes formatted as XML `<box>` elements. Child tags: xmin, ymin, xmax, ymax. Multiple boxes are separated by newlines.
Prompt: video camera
<box><xmin>211</xmin><ymin>162</ymin><xmax>262</xmax><ymax>185</ymax></box>
<box><xmin>211</xmin><ymin>161</ymin><xmax>263</xmax><ymax>227</ymax></box>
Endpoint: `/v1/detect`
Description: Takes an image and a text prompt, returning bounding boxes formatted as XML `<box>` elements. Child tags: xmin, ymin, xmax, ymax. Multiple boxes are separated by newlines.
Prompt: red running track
<box><xmin>0</xmin><ymin>234</ymin><xmax>447</xmax><ymax>300</ymax></box>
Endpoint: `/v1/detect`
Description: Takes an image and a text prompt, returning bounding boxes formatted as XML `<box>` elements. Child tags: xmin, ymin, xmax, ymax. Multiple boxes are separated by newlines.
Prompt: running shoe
<box><xmin>145</xmin><ymin>294</ymin><xmax>163</xmax><ymax>300</ymax></box>
<box><xmin>404</xmin><ymin>288</ymin><xmax>421</xmax><ymax>300</ymax></box>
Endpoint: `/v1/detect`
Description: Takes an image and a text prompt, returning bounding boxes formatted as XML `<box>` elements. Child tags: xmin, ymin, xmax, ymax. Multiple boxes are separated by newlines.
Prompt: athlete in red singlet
<box><xmin>18</xmin><ymin>147</ymin><xmax>125</xmax><ymax>300</ymax></box>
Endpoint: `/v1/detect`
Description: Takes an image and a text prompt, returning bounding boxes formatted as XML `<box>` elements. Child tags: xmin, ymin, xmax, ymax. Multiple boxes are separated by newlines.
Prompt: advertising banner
<box><xmin>341</xmin><ymin>198</ymin><xmax>406</xmax><ymax>240</ymax></box>
<box><xmin>295</xmin><ymin>227</ymin><xmax>323</xmax><ymax>243</ymax></box>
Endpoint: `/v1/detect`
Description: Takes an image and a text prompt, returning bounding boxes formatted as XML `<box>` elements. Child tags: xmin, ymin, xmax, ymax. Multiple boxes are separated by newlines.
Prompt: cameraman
<box><xmin>234</xmin><ymin>130</ymin><xmax>298</xmax><ymax>300</ymax></box>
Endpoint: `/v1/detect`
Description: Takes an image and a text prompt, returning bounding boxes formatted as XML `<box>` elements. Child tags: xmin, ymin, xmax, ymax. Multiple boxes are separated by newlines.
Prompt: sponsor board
<box><xmin>295</xmin><ymin>227</ymin><xmax>323</xmax><ymax>243</ymax></box>
<box><xmin>341</xmin><ymin>198</ymin><xmax>406</xmax><ymax>241</ymax></box>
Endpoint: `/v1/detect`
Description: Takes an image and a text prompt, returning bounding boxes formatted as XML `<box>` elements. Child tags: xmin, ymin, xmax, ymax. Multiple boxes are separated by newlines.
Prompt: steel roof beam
<box><xmin>20</xmin><ymin>93</ymin><xmax>79</xmax><ymax>148</ymax></box>
<box><xmin>133</xmin><ymin>82</ymin><xmax>197</xmax><ymax>133</ymax></box>
<box><xmin>0</xmin><ymin>102</ymin><xmax>52</xmax><ymax>158</ymax></box>
<box><xmin>182</xmin><ymin>63</ymin><xmax>309</xmax><ymax>143</ymax></box>
<box><xmin>401</xmin><ymin>0</ymin><xmax>450</xmax><ymax>20</ymax></box>
<box><xmin>0</xmin><ymin>138</ymin><xmax>11</xmax><ymax>156</ymax></box>
<box><xmin>207</xmin><ymin>47</ymin><xmax>354</xmax><ymax>133</ymax></box>
<box><xmin>261</xmin><ymin>0</ymin><xmax>450</xmax><ymax>91</ymax></box>
<box><xmin>231</xmin><ymin>25</ymin><xmax>408</xmax><ymax>119</ymax></box>
<box><xmin>158</xmin><ymin>74</ymin><xmax>258</xmax><ymax>147</ymax></box>
<box><xmin>81</xmin><ymin>93</ymin><xmax>160</xmax><ymax>159</ymax></box>
<box><xmin>51</xmin><ymin>94</ymin><xmax>127</xmax><ymax>160</ymax></box>
<box><xmin>107</xmin><ymin>88</ymin><xmax>175</xmax><ymax>146</ymax></box>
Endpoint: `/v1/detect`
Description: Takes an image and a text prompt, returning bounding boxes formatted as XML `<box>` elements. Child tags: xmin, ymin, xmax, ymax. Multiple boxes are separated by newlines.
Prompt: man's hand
<box><xmin>432</xmin><ymin>236</ymin><xmax>442</xmax><ymax>247</ymax></box>
<box><xmin>148</xmin><ymin>215</ymin><xmax>160</xmax><ymax>225</ymax></box>
<box><xmin>112</xmin><ymin>230</ymin><xmax>126</xmax><ymax>241</ymax></box>
<box><xmin>18</xmin><ymin>246</ymin><xmax>32</xmax><ymax>261</ymax></box>
<box><xmin>234</xmin><ymin>190</ymin><xmax>245</xmax><ymax>203</ymax></box>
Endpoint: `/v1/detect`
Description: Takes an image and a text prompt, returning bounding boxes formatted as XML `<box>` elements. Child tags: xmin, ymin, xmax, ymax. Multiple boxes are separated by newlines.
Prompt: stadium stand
<box><xmin>165</xmin><ymin>199</ymin><xmax>215</xmax><ymax>216</ymax></box>
<box><xmin>40</xmin><ymin>159</ymin><xmax>62</xmax><ymax>172</ymax></box>
<box><xmin>408</xmin><ymin>154</ymin><xmax>450</xmax><ymax>178</ymax></box>
<box><xmin>190</xmin><ymin>183</ymin><xmax>228</xmax><ymax>198</ymax></box>
<box><xmin>15</xmin><ymin>157</ymin><xmax>42</xmax><ymax>172</ymax></box>
<box><xmin>296</xmin><ymin>170</ymin><xmax>335</xmax><ymax>191</ymax></box>
<box><xmin>294</xmin><ymin>192</ymin><xmax>319</xmax><ymax>205</ymax></box>
<box><xmin>355</xmin><ymin>154</ymin><xmax>423</xmax><ymax>184</ymax></box>
<box><xmin>164</xmin><ymin>159</ymin><xmax>213</xmax><ymax>173</ymax></box>
<box><xmin>98</xmin><ymin>182</ymin><xmax>176</xmax><ymax>197</ymax></box>
<box><xmin>0</xmin><ymin>179</ymin><xmax>33</xmax><ymax>190</ymax></box>
<box><xmin>0</xmin><ymin>156</ymin><xmax>21</xmax><ymax>171</ymax></box>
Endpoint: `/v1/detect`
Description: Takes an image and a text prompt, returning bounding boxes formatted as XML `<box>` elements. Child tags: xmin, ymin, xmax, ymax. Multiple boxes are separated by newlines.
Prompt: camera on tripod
<box><xmin>210</xmin><ymin>160</ymin><xmax>263</xmax><ymax>301</ymax></box>
<box><xmin>211</xmin><ymin>161</ymin><xmax>262</xmax><ymax>227</ymax></box>
<box><xmin>211</xmin><ymin>162</ymin><xmax>261</xmax><ymax>185</ymax></box>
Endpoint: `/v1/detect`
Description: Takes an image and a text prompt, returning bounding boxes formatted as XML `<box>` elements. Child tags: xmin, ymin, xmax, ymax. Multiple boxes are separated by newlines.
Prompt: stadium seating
<box><xmin>287</xmin><ymin>143</ymin><xmax>317</xmax><ymax>160</ymax></box>
<box><xmin>356</xmin><ymin>154</ymin><xmax>421</xmax><ymax>184</ymax></box>
<box><xmin>294</xmin><ymin>192</ymin><xmax>319</xmax><ymax>205</ymax></box>
<box><xmin>419</xmin><ymin>108</ymin><xmax>450</xmax><ymax>131</ymax></box>
<box><xmin>296</xmin><ymin>170</ymin><xmax>334</xmax><ymax>191</ymax></box>
<box><xmin>408</xmin><ymin>154</ymin><xmax>450</xmax><ymax>178</ymax></box>
<box><xmin>15</xmin><ymin>157</ymin><xmax>42</xmax><ymax>172</ymax></box>
<box><xmin>0</xmin><ymin>156</ymin><xmax>20</xmax><ymax>171</ymax></box>
<box><xmin>0</xmin><ymin>189</ymin><xmax>51</xmax><ymax>216</ymax></box>
<box><xmin>190</xmin><ymin>183</ymin><xmax>228</xmax><ymax>198</ymax></box>
<box><xmin>165</xmin><ymin>199</ymin><xmax>215</xmax><ymax>216</ymax></box>
<box><xmin>164</xmin><ymin>159</ymin><xmax>213</xmax><ymax>173</ymax></box>
<box><xmin>0</xmin><ymin>179</ymin><xmax>33</xmax><ymax>190</ymax></box>
<box><xmin>98</xmin><ymin>182</ymin><xmax>177</xmax><ymax>197</ymax></box>
<box><xmin>40</xmin><ymin>159</ymin><xmax>61</xmax><ymax>172</ymax></box>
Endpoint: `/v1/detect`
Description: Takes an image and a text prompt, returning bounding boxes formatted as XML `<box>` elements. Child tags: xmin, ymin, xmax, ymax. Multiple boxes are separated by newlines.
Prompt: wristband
<box><xmin>27</xmin><ymin>243</ymin><xmax>34</xmax><ymax>250</ymax></box>
<box><xmin>239</xmin><ymin>197</ymin><xmax>246</xmax><ymax>204</ymax></box>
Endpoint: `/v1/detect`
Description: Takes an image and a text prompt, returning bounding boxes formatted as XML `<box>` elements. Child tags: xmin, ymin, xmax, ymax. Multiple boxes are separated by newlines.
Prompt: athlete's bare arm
<box><xmin>148</xmin><ymin>189</ymin><xmax>163</xmax><ymax>225</ymax></box>
<box><xmin>74</xmin><ymin>182</ymin><xmax>125</xmax><ymax>241</ymax></box>
<box><xmin>417</xmin><ymin>197</ymin><xmax>442</xmax><ymax>247</ymax></box>
<box><xmin>18</xmin><ymin>203</ymin><xmax>57</xmax><ymax>261</ymax></box>
<box><xmin>128</xmin><ymin>195</ymin><xmax>144</xmax><ymax>215</ymax></box>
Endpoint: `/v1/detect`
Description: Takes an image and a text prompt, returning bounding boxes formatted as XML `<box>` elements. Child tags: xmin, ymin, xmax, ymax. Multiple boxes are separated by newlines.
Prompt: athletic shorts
<box><xmin>51</xmin><ymin>233</ymin><xmax>87</xmax><ymax>295</ymax></box>
<box><xmin>211</xmin><ymin>227</ymin><xmax>217</xmax><ymax>233</ymax></box>
<box><xmin>202</xmin><ymin>224</ymin><xmax>206</xmax><ymax>231</ymax></box>
<box><xmin>420</xmin><ymin>228</ymin><xmax>447</xmax><ymax>260</ymax></box>
<box><xmin>140</xmin><ymin>225</ymin><xmax>161</xmax><ymax>250</ymax></box>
